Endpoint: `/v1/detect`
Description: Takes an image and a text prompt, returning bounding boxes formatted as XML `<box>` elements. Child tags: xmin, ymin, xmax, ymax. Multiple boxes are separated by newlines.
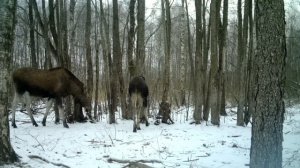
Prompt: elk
<box><xmin>11</xmin><ymin>67</ymin><xmax>92</xmax><ymax>128</ymax></box>
<box><xmin>129</xmin><ymin>76</ymin><xmax>149</xmax><ymax>132</ymax></box>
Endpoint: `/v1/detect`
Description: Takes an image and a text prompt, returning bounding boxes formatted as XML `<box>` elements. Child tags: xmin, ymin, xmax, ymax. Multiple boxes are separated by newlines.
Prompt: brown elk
<box><xmin>11</xmin><ymin>67</ymin><xmax>92</xmax><ymax>128</ymax></box>
<box><xmin>128</xmin><ymin>76</ymin><xmax>149</xmax><ymax>132</ymax></box>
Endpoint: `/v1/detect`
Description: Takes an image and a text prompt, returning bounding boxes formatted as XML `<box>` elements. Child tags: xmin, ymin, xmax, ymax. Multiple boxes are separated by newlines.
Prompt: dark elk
<box><xmin>11</xmin><ymin>67</ymin><xmax>92</xmax><ymax>128</ymax></box>
<box><xmin>129</xmin><ymin>76</ymin><xmax>149</xmax><ymax>132</ymax></box>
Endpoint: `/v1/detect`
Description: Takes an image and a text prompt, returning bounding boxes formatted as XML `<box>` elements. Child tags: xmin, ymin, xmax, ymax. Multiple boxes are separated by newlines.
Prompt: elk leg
<box><xmin>56</xmin><ymin>98</ymin><xmax>69</xmax><ymax>128</ymax></box>
<box><xmin>11</xmin><ymin>92</ymin><xmax>20</xmax><ymax>128</ymax></box>
<box><xmin>136</xmin><ymin>106</ymin><xmax>141</xmax><ymax>130</ymax></box>
<box><xmin>24</xmin><ymin>92</ymin><xmax>38</xmax><ymax>127</ymax></box>
<box><xmin>54</xmin><ymin>102</ymin><xmax>60</xmax><ymax>124</ymax></box>
<box><xmin>133</xmin><ymin>105</ymin><xmax>137</xmax><ymax>132</ymax></box>
<box><xmin>42</xmin><ymin>99</ymin><xmax>54</xmax><ymax>126</ymax></box>
<box><xmin>142</xmin><ymin>107</ymin><xmax>149</xmax><ymax>127</ymax></box>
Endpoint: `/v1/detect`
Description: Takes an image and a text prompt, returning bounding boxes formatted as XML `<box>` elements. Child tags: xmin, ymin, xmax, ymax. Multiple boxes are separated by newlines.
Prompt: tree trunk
<box><xmin>0</xmin><ymin>0</ymin><xmax>19</xmax><ymax>164</ymax></box>
<box><xmin>250</xmin><ymin>0</ymin><xmax>286</xmax><ymax>167</ymax></box>
<box><xmin>245</xmin><ymin>0</ymin><xmax>254</xmax><ymax>126</ymax></box>
<box><xmin>109</xmin><ymin>0</ymin><xmax>122</xmax><ymax>124</ymax></box>
<box><xmin>113</xmin><ymin>0</ymin><xmax>127</xmax><ymax>121</ymax></box>
<box><xmin>236</xmin><ymin>0</ymin><xmax>244</xmax><ymax>126</ymax></box>
<box><xmin>194</xmin><ymin>0</ymin><xmax>203</xmax><ymax>124</ymax></box>
<box><xmin>210</xmin><ymin>0</ymin><xmax>220</xmax><ymax>126</ymax></box>
<box><xmin>202</xmin><ymin>0</ymin><xmax>211</xmax><ymax>121</ymax></box>
<box><xmin>179</xmin><ymin>0</ymin><xmax>186</xmax><ymax>106</ymax></box>
<box><xmin>93</xmin><ymin>1</ymin><xmax>100</xmax><ymax>121</ymax></box>
<box><xmin>40</xmin><ymin>0</ymin><xmax>52</xmax><ymax>68</ymax></box>
<box><xmin>218</xmin><ymin>0</ymin><xmax>228</xmax><ymax>116</ymax></box>
<box><xmin>126</xmin><ymin>0</ymin><xmax>136</xmax><ymax>119</ymax></box>
<box><xmin>100</xmin><ymin>0</ymin><xmax>114</xmax><ymax>123</ymax></box>
<box><xmin>136</xmin><ymin>0</ymin><xmax>146</xmax><ymax>75</ymax></box>
<box><xmin>29</xmin><ymin>0</ymin><xmax>37</xmax><ymax>68</ymax></box>
<box><xmin>127</xmin><ymin>0</ymin><xmax>136</xmax><ymax>78</ymax></box>
<box><xmin>161</xmin><ymin>0</ymin><xmax>171</xmax><ymax>103</ymax></box>
<box><xmin>85</xmin><ymin>0</ymin><xmax>93</xmax><ymax>112</ymax></box>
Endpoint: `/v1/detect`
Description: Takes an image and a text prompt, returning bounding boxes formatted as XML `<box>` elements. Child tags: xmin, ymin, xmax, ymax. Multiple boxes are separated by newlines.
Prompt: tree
<box><xmin>99</xmin><ymin>0</ymin><xmax>114</xmax><ymax>123</ymax></box>
<box><xmin>113</xmin><ymin>0</ymin><xmax>127</xmax><ymax>121</ymax></box>
<box><xmin>0</xmin><ymin>0</ymin><xmax>19</xmax><ymax>164</ymax></box>
<box><xmin>125</xmin><ymin>0</ymin><xmax>136</xmax><ymax>119</ymax></box>
<box><xmin>109</xmin><ymin>0</ymin><xmax>120</xmax><ymax>124</ymax></box>
<box><xmin>136</xmin><ymin>0</ymin><xmax>146</xmax><ymax>76</ymax></box>
<box><xmin>94</xmin><ymin>0</ymin><xmax>100</xmax><ymax>121</ymax></box>
<box><xmin>85</xmin><ymin>0</ymin><xmax>93</xmax><ymax>112</ymax></box>
<box><xmin>178</xmin><ymin>0</ymin><xmax>187</xmax><ymax>107</ymax></box>
<box><xmin>159</xmin><ymin>0</ymin><xmax>172</xmax><ymax>123</ymax></box>
<box><xmin>250</xmin><ymin>0</ymin><xmax>286</xmax><ymax>167</ymax></box>
<box><xmin>161</xmin><ymin>0</ymin><xmax>171</xmax><ymax>102</ymax></box>
<box><xmin>236</xmin><ymin>0</ymin><xmax>244</xmax><ymax>126</ymax></box>
<box><xmin>29</xmin><ymin>0</ymin><xmax>37</xmax><ymax>68</ymax></box>
<box><xmin>210</xmin><ymin>0</ymin><xmax>220</xmax><ymax>126</ymax></box>
<box><xmin>218</xmin><ymin>0</ymin><xmax>228</xmax><ymax>116</ymax></box>
<box><xmin>194</xmin><ymin>0</ymin><xmax>203</xmax><ymax>123</ymax></box>
<box><xmin>202</xmin><ymin>0</ymin><xmax>211</xmax><ymax>121</ymax></box>
<box><xmin>244</xmin><ymin>0</ymin><xmax>254</xmax><ymax>125</ymax></box>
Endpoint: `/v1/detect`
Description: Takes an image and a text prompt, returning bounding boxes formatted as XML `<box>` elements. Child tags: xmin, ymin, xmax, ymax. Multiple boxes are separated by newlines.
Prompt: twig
<box><xmin>28</xmin><ymin>132</ymin><xmax>45</xmax><ymax>151</ymax></box>
<box><xmin>183</xmin><ymin>158</ymin><xmax>199</xmax><ymax>162</ymax></box>
<box><xmin>107</xmin><ymin>157</ymin><xmax>162</xmax><ymax>165</ymax></box>
<box><xmin>107</xmin><ymin>158</ymin><xmax>162</xmax><ymax>168</ymax></box>
<box><xmin>104</xmin><ymin>125</ymin><xmax>114</xmax><ymax>146</ymax></box>
<box><xmin>28</xmin><ymin>155</ymin><xmax>71</xmax><ymax>168</ymax></box>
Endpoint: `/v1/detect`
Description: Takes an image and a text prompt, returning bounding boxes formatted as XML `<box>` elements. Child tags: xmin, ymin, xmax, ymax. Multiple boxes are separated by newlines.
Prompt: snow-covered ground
<box><xmin>4</xmin><ymin>102</ymin><xmax>300</xmax><ymax>168</ymax></box>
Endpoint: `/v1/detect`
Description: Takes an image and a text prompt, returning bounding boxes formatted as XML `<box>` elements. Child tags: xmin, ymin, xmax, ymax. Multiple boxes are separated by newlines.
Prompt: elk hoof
<box><xmin>146</xmin><ymin>122</ymin><xmax>149</xmax><ymax>127</ymax></box>
<box><xmin>42</xmin><ymin>119</ymin><xmax>46</xmax><ymax>126</ymax></box>
<box><xmin>12</xmin><ymin>123</ymin><xmax>17</xmax><ymax>128</ymax></box>
<box><xmin>154</xmin><ymin>120</ymin><xmax>160</xmax><ymax>125</ymax></box>
<box><xmin>63</xmin><ymin>122</ymin><xmax>69</xmax><ymax>128</ymax></box>
<box><xmin>137</xmin><ymin>127</ymin><xmax>141</xmax><ymax>130</ymax></box>
<box><xmin>55</xmin><ymin>118</ymin><xmax>60</xmax><ymax>124</ymax></box>
<box><xmin>33</xmin><ymin>122</ymin><xmax>38</xmax><ymax>127</ymax></box>
<box><xmin>133</xmin><ymin>128</ymin><xmax>137</xmax><ymax>132</ymax></box>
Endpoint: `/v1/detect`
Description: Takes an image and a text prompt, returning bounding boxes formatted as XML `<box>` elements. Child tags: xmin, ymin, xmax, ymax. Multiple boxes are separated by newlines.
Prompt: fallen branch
<box><xmin>28</xmin><ymin>155</ymin><xmax>71</xmax><ymax>168</ymax></box>
<box><xmin>183</xmin><ymin>158</ymin><xmax>199</xmax><ymax>162</ymax></box>
<box><xmin>107</xmin><ymin>157</ymin><xmax>162</xmax><ymax>168</ymax></box>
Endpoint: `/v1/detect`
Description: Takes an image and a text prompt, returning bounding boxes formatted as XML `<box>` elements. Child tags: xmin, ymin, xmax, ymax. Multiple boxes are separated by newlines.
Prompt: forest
<box><xmin>0</xmin><ymin>0</ymin><xmax>300</xmax><ymax>168</ymax></box>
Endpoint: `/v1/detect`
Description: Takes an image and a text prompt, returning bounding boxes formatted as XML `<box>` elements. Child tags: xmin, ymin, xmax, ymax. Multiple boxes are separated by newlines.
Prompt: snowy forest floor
<box><xmin>3</xmin><ymin>102</ymin><xmax>300</xmax><ymax>168</ymax></box>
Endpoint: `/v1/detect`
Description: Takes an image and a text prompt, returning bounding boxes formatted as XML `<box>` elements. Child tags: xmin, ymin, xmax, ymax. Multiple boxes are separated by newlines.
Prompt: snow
<box><xmin>3</xmin><ymin>103</ymin><xmax>300</xmax><ymax>168</ymax></box>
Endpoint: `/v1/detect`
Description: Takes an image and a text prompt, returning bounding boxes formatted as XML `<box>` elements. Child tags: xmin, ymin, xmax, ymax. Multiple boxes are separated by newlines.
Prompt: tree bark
<box><xmin>85</xmin><ymin>0</ymin><xmax>93</xmax><ymax>109</ymax></box>
<box><xmin>194</xmin><ymin>0</ymin><xmax>203</xmax><ymax>124</ymax></box>
<box><xmin>109</xmin><ymin>0</ymin><xmax>122</xmax><ymax>124</ymax></box>
<box><xmin>0</xmin><ymin>0</ymin><xmax>18</xmax><ymax>164</ymax></box>
<box><xmin>250</xmin><ymin>0</ymin><xmax>286</xmax><ymax>167</ymax></box>
<box><xmin>100</xmin><ymin>0</ymin><xmax>114</xmax><ymax>123</ymax></box>
<box><xmin>94</xmin><ymin>1</ymin><xmax>100</xmax><ymax>121</ymax></box>
<box><xmin>210</xmin><ymin>0</ymin><xmax>220</xmax><ymax>126</ymax></box>
<box><xmin>126</xmin><ymin>0</ymin><xmax>136</xmax><ymax>119</ymax></box>
<box><xmin>127</xmin><ymin>0</ymin><xmax>136</xmax><ymax>78</ymax></box>
<box><xmin>113</xmin><ymin>0</ymin><xmax>127</xmax><ymax>121</ymax></box>
<box><xmin>202</xmin><ymin>0</ymin><xmax>211</xmax><ymax>121</ymax></box>
<box><xmin>161</xmin><ymin>0</ymin><xmax>171</xmax><ymax>103</ymax></box>
<box><xmin>236</xmin><ymin>0</ymin><xmax>244</xmax><ymax>126</ymax></box>
<box><xmin>29</xmin><ymin>0</ymin><xmax>37</xmax><ymax>68</ymax></box>
<box><xmin>218</xmin><ymin>0</ymin><xmax>228</xmax><ymax>116</ymax></box>
<box><xmin>245</xmin><ymin>0</ymin><xmax>254</xmax><ymax>126</ymax></box>
<box><xmin>177</xmin><ymin>0</ymin><xmax>186</xmax><ymax>107</ymax></box>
